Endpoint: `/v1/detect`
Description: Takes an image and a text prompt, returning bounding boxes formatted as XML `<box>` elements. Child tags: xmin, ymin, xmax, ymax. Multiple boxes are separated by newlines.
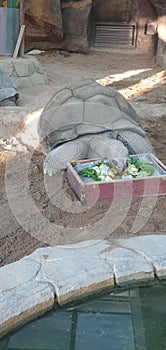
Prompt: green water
<box><xmin>0</xmin><ymin>283</ymin><xmax>166</xmax><ymax>350</ymax></box>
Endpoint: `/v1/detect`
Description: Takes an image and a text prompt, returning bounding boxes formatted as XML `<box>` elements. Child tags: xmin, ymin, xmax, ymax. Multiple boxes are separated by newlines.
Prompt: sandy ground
<box><xmin>0</xmin><ymin>50</ymin><xmax>166</xmax><ymax>266</ymax></box>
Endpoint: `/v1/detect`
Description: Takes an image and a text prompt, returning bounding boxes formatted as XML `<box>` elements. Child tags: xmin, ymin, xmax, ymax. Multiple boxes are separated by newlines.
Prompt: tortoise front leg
<box><xmin>43</xmin><ymin>139</ymin><xmax>88</xmax><ymax>176</ymax></box>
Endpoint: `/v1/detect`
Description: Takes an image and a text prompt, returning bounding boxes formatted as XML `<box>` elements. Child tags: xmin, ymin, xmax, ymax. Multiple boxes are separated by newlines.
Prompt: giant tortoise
<box><xmin>0</xmin><ymin>67</ymin><xmax>19</xmax><ymax>106</ymax></box>
<box><xmin>39</xmin><ymin>79</ymin><xmax>152</xmax><ymax>176</ymax></box>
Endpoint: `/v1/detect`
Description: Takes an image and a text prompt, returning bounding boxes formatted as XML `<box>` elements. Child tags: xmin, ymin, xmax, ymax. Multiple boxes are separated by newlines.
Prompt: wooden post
<box><xmin>19</xmin><ymin>0</ymin><xmax>25</xmax><ymax>56</ymax></box>
<box><xmin>13</xmin><ymin>24</ymin><xmax>25</xmax><ymax>58</ymax></box>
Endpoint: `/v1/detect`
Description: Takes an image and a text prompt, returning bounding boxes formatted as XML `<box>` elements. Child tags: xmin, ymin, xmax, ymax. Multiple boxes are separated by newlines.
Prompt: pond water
<box><xmin>0</xmin><ymin>283</ymin><xmax>166</xmax><ymax>350</ymax></box>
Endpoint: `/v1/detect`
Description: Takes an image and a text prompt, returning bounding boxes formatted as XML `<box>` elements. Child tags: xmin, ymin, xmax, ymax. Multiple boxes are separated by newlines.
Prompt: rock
<box><xmin>0</xmin><ymin>107</ymin><xmax>41</xmax><ymax>152</ymax></box>
<box><xmin>25</xmin><ymin>0</ymin><xmax>63</xmax><ymax>51</ymax></box>
<box><xmin>0</xmin><ymin>107</ymin><xmax>30</xmax><ymax>138</ymax></box>
<box><xmin>31</xmin><ymin>241</ymin><xmax>114</xmax><ymax>305</ymax></box>
<box><xmin>0</xmin><ymin>280</ymin><xmax>54</xmax><ymax>339</ymax></box>
<box><xmin>156</xmin><ymin>15</ymin><xmax>166</xmax><ymax>69</ymax></box>
<box><xmin>148</xmin><ymin>0</ymin><xmax>166</xmax><ymax>16</ymax></box>
<box><xmin>131</xmin><ymin>103</ymin><xmax>166</xmax><ymax>119</ymax></box>
<box><xmin>14</xmin><ymin>58</ymin><xmax>35</xmax><ymax>77</ymax></box>
<box><xmin>22</xmin><ymin>0</ymin><xmax>166</xmax><ymax>66</ymax></box>
<box><xmin>102</xmin><ymin>247</ymin><xmax>154</xmax><ymax>285</ymax></box>
<box><xmin>0</xmin><ymin>57</ymin><xmax>47</xmax><ymax>89</ymax></box>
<box><xmin>0</xmin><ymin>236</ymin><xmax>165</xmax><ymax>337</ymax></box>
<box><xmin>0</xmin><ymin>258</ymin><xmax>41</xmax><ymax>291</ymax></box>
<box><xmin>118</xmin><ymin>235</ymin><xmax>166</xmax><ymax>279</ymax></box>
<box><xmin>61</xmin><ymin>0</ymin><xmax>92</xmax><ymax>53</ymax></box>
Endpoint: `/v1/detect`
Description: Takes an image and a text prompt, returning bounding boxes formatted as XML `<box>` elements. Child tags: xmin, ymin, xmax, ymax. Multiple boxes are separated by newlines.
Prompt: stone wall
<box><xmin>24</xmin><ymin>0</ymin><xmax>166</xmax><ymax>67</ymax></box>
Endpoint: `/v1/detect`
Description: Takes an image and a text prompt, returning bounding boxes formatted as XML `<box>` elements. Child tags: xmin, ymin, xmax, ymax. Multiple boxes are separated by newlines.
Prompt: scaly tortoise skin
<box><xmin>38</xmin><ymin>79</ymin><xmax>152</xmax><ymax>175</ymax></box>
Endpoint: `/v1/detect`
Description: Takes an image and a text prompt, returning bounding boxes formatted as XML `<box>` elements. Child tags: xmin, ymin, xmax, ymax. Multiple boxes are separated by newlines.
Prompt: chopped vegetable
<box><xmin>77</xmin><ymin>157</ymin><xmax>155</xmax><ymax>182</ymax></box>
<box><xmin>127</xmin><ymin>158</ymin><xmax>154</xmax><ymax>177</ymax></box>
<box><xmin>78</xmin><ymin>167</ymin><xmax>101</xmax><ymax>181</ymax></box>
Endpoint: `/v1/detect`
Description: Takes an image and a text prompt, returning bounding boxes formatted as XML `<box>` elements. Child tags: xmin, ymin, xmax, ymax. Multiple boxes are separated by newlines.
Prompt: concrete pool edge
<box><xmin>0</xmin><ymin>234</ymin><xmax>166</xmax><ymax>338</ymax></box>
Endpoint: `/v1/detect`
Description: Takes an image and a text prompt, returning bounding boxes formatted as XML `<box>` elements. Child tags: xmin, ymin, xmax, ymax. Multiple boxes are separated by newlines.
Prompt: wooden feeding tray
<box><xmin>67</xmin><ymin>154</ymin><xmax>166</xmax><ymax>204</ymax></box>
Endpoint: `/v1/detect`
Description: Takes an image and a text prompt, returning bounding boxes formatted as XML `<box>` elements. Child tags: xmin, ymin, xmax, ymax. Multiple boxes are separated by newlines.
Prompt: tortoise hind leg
<box><xmin>43</xmin><ymin>140</ymin><xmax>88</xmax><ymax>176</ymax></box>
<box><xmin>116</xmin><ymin>130</ymin><xmax>153</xmax><ymax>155</ymax></box>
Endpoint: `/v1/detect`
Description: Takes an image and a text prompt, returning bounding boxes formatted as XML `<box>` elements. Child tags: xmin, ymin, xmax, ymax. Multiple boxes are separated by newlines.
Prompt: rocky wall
<box><xmin>91</xmin><ymin>0</ymin><xmax>157</xmax><ymax>54</ymax></box>
<box><xmin>24</xmin><ymin>0</ymin><xmax>166</xmax><ymax>67</ymax></box>
<box><xmin>24</xmin><ymin>0</ymin><xmax>63</xmax><ymax>51</ymax></box>
<box><xmin>156</xmin><ymin>15</ymin><xmax>166</xmax><ymax>68</ymax></box>
<box><xmin>61</xmin><ymin>0</ymin><xmax>92</xmax><ymax>53</ymax></box>
<box><xmin>148</xmin><ymin>0</ymin><xmax>166</xmax><ymax>68</ymax></box>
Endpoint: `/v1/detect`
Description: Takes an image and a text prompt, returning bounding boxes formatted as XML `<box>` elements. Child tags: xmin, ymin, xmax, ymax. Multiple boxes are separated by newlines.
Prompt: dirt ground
<box><xmin>0</xmin><ymin>50</ymin><xmax>166</xmax><ymax>266</ymax></box>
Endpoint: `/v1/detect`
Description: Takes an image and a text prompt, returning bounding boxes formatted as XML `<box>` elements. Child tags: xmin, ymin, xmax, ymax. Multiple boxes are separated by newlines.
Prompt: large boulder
<box><xmin>61</xmin><ymin>0</ymin><xmax>92</xmax><ymax>53</ymax></box>
<box><xmin>25</xmin><ymin>0</ymin><xmax>63</xmax><ymax>51</ymax></box>
<box><xmin>148</xmin><ymin>0</ymin><xmax>166</xmax><ymax>68</ymax></box>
